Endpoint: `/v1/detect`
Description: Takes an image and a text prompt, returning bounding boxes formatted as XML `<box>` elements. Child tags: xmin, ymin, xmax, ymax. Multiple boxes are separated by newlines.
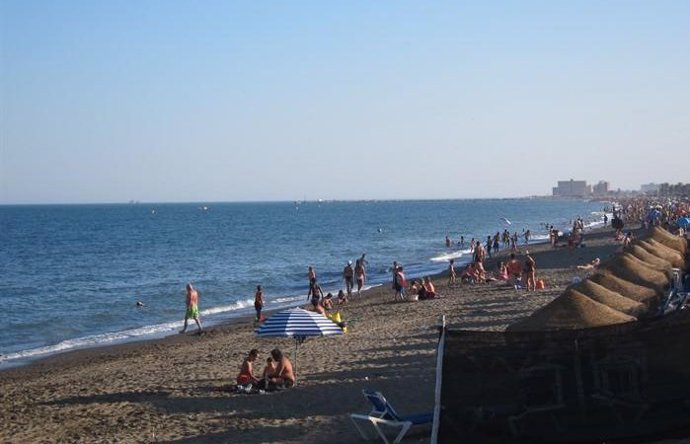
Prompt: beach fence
<box><xmin>431</xmin><ymin>310</ymin><xmax>690</xmax><ymax>443</ymax></box>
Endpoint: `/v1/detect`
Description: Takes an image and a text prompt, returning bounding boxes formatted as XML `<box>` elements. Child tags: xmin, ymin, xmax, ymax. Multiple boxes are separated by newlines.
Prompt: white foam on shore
<box><xmin>0</xmin><ymin>321</ymin><xmax>181</xmax><ymax>366</ymax></box>
<box><xmin>0</xmin><ymin>297</ymin><xmax>272</xmax><ymax>367</ymax></box>
<box><xmin>430</xmin><ymin>251</ymin><xmax>464</xmax><ymax>263</ymax></box>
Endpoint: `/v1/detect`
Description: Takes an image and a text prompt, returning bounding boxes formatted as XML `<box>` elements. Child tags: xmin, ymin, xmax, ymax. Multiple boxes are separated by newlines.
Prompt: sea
<box><xmin>0</xmin><ymin>198</ymin><xmax>609</xmax><ymax>368</ymax></box>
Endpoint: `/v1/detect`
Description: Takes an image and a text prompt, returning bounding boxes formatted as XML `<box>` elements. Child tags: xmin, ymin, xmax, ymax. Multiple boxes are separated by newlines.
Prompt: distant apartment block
<box><xmin>641</xmin><ymin>183</ymin><xmax>660</xmax><ymax>193</ymax></box>
<box><xmin>592</xmin><ymin>180</ymin><xmax>609</xmax><ymax>196</ymax></box>
<box><xmin>552</xmin><ymin>179</ymin><xmax>591</xmax><ymax>197</ymax></box>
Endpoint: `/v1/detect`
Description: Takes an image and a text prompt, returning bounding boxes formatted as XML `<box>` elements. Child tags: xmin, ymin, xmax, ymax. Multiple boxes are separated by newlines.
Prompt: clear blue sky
<box><xmin>1</xmin><ymin>1</ymin><xmax>688</xmax><ymax>204</ymax></box>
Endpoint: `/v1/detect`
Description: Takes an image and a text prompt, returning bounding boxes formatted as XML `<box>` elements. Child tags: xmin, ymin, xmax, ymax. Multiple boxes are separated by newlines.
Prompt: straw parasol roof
<box><xmin>638</xmin><ymin>239</ymin><xmax>686</xmax><ymax>269</ymax></box>
<box><xmin>571</xmin><ymin>279</ymin><xmax>646</xmax><ymax>317</ymax></box>
<box><xmin>650</xmin><ymin>226</ymin><xmax>688</xmax><ymax>254</ymax></box>
<box><xmin>628</xmin><ymin>244</ymin><xmax>673</xmax><ymax>272</ymax></box>
<box><xmin>620</xmin><ymin>251</ymin><xmax>670</xmax><ymax>274</ymax></box>
<box><xmin>589</xmin><ymin>270</ymin><xmax>660</xmax><ymax>308</ymax></box>
<box><xmin>601</xmin><ymin>255</ymin><xmax>669</xmax><ymax>292</ymax></box>
<box><xmin>507</xmin><ymin>290</ymin><xmax>636</xmax><ymax>332</ymax></box>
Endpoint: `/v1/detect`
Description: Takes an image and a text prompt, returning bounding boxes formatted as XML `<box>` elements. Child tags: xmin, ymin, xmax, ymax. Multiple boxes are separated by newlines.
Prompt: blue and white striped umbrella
<box><xmin>256</xmin><ymin>307</ymin><xmax>344</xmax><ymax>338</ymax></box>
<box><xmin>256</xmin><ymin>308</ymin><xmax>343</xmax><ymax>376</ymax></box>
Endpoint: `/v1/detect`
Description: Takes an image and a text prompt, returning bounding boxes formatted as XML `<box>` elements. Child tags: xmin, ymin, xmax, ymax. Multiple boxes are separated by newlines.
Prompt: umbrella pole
<box><xmin>294</xmin><ymin>338</ymin><xmax>299</xmax><ymax>385</ymax></box>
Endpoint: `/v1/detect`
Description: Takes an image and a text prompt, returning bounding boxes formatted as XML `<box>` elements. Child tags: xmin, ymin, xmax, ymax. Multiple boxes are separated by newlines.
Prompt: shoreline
<box><xmin>1</xmin><ymin>212</ymin><xmax>605</xmax><ymax>370</ymax></box>
<box><xmin>0</xmin><ymin>225</ymin><xmax>632</xmax><ymax>442</ymax></box>
<box><xmin>0</xmin><ymin>221</ymin><xmax>600</xmax><ymax>372</ymax></box>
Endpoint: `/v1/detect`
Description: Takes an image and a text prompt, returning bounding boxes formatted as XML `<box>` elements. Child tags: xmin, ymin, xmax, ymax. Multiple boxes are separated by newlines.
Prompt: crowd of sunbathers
<box><xmin>227</xmin><ymin>348</ymin><xmax>296</xmax><ymax>394</ymax></box>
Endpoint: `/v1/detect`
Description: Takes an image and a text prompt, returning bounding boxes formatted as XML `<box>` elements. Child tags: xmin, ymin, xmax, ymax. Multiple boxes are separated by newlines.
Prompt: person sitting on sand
<box><xmin>336</xmin><ymin>290</ymin><xmax>347</xmax><ymax>305</ymax></box>
<box><xmin>473</xmin><ymin>259</ymin><xmax>487</xmax><ymax>283</ymax></box>
<box><xmin>409</xmin><ymin>280</ymin><xmax>424</xmax><ymax>301</ymax></box>
<box><xmin>262</xmin><ymin>356</ymin><xmax>276</xmax><ymax>380</ymax></box>
<box><xmin>576</xmin><ymin>257</ymin><xmax>601</xmax><ymax>270</ymax></box>
<box><xmin>323</xmin><ymin>292</ymin><xmax>334</xmax><ymax>310</ymax></box>
<box><xmin>623</xmin><ymin>231</ymin><xmax>634</xmax><ymax>247</ymax></box>
<box><xmin>267</xmin><ymin>348</ymin><xmax>295</xmax><ymax>389</ymax></box>
<box><xmin>460</xmin><ymin>263</ymin><xmax>476</xmax><ymax>284</ymax></box>
<box><xmin>312</xmin><ymin>299</ymin><xmax>326</xmax><ymax>315</ymax></box>
<box><xmin>237</xmin><ymin>349</ymin><xmax>260</xmax><ymax>386</ymax></box>
<box><xmin>497</xmin><ymin>261</ymin><xmax>509</xmax><ymax>281</ymax></box>
<box><xmin>423</xmin><ymin>276</ymin><xmax>436</xmax><ymax>299</ymax></box>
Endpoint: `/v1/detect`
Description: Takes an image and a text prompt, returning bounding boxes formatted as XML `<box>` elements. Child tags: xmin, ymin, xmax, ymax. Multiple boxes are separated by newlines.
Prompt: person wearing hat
<box><xmin>343</xmin><ymin>260</ymin><xmax>354</xmax><ymax>297</ymax></box>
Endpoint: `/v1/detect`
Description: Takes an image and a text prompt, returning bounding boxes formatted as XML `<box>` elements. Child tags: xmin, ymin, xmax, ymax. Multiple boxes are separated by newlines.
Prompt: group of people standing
<box><xmin>306</xmin><ymin>254</ymin><xmax>368</xmax><ymax>314</ymax></box>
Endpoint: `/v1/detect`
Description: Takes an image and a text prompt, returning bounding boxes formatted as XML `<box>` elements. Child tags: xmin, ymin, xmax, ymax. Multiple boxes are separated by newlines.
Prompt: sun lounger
<box><xmin>350</xmin><ymin>389</ymin><xmax>433</xmax><ymax>443</ymax></box>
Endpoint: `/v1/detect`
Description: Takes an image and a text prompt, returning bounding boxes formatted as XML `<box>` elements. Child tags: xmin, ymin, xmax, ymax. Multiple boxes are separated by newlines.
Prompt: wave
<box><xmin>0</xmin><ymin>321</ymin><xmax>181</xmax><ymax>366</ymax></box>
<box><xmin>430</xmin><ymin>250</ymin><xmax>465</xmax><ymax>263</ymax></box>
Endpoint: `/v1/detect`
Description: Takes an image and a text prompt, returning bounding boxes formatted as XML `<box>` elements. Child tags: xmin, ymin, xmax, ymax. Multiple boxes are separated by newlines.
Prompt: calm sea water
<box><xmin>0</xmin><ymin>199</ymin><xmax>607</xmax><ymax>366</ymax></box>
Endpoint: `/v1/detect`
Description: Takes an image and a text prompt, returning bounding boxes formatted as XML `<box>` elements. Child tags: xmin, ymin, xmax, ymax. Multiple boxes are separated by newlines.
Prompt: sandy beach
<box><xmin>0</xmin><ymin>227</ymin><xmax>635</xmax><ymax>443</ymax></box>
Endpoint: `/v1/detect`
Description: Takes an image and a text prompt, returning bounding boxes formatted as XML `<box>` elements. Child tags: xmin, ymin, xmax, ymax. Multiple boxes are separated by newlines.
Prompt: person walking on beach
<box><xmin>359</xmin><ymin>253</ymin><xmax>368</xmax><ymax>272</ymax></box>
<box><xmin>307</xmin><ymin>266</ymin><xmax>317</xmax><ymax>287</ymax></box>
<box><xmin>308</xmin><ymin>279</ymin><xmax>324</xmax><ymax>309</ymax></box>
<box><xmin>448</xmin><ymin>259</ymin><xmax>457</xmax><ymax>285</ymax></box>
<box><xmin>393</xmin><ymin>266</ymin><xmax>407</xmax><ymax>301</ymax></box>
<box><xmin>180</xmin><ymin>283</ymin><xmax>203</xmax><ymax>334</ymax></box>
<box><xmin>343</xmin><ymin>260</ymin><xmax>354</xmax><ymax>297</ymax></box>
<box><xmin>355</xmin><ymin>259</ymin><xmax>366</xmax><ymax>296</ymax></box>
<box><xmin>524</xmin><ymin>251</ymin><xmax>536</xmax><ymax>291</ymax></box>
<box><xmin>486</xmin><ymin>236</ymin><xmax>493</xmax><ymax>259</ymax></box>
<box><xmin>254</xmin><ymin>285</ymin><xmax>265</xmax><ymax>322</ymax></box>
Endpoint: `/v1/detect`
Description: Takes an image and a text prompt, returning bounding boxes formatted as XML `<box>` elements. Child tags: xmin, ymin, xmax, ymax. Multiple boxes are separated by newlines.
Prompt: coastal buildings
<box><xmin>552</xmin><ymin>179</ymin><xmax>611</xmax><ymax>198</ymax></box>
<box><xmin>552</xmin><ymin>179</ymin><xmax>591</xmax><ymax>197</ymax></box>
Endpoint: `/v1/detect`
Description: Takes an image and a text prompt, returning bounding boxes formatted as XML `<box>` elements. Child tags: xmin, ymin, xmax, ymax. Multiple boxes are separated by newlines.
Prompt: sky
<box><xmin>1</xmin><ymin>1</ymin><xmax>688</xmax><ymax>204</ymax></box>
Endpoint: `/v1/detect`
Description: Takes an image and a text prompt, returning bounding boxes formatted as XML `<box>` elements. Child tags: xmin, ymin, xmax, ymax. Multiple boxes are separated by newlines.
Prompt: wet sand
<box><xmin>0</xmin><ymin>227</ymin><xmax>627</xmax><ymax>443</ymax></box>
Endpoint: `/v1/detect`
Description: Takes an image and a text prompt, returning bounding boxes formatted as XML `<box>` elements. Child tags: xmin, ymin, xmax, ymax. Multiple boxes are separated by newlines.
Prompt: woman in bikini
<box><xmin>524</xmin><ymin>251</ymin><xmax>536</xmax><ymax>291</ymax></box>
<box><xmin>354</xmin><ymin>259</ymin><xmax>366</xmax><ymax>296</ymax></box>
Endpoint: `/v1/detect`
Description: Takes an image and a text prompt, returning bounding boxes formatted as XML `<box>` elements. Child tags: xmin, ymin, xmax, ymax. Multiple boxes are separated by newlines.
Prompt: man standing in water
<box><xmin>343</xmin><ymin>260</ymin><xmax>354</xmax><ymax>298</ymax></box>
<box><xmin>181</xmin><ymin>283</ymin><xmax>203</xmax><ymax>334</ymax></box>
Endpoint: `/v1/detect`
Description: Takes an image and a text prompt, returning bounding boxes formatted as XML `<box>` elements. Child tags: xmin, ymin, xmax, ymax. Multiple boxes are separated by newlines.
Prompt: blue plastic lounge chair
<box><xmin>350</xmin><ymin>389</ymin><xmax>433</xmax><ymax>443</ymax></box>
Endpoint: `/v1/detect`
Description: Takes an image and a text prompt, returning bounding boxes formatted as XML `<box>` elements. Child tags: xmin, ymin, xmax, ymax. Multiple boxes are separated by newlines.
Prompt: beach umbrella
<box><xmin>255</xmin><ymin>307</ymin><xmax>343</xmax><ymax>374</ymax></box>
<box><xmin>628</xmin><ymin>244</ymin><xmax>673</xmax><ymax>272</ymax></box>
<box><xmin>571</xmin><ymin>280</ymin><xmax>645</xmax><ymax>317</ymax></box>
<box><xmin>602</xmin><ymin>256</ymin><xmax>669</xmax><ymax>292</ymax></box>
<box><xmin>507</xmin><ymin>290</ymin><xmax>636</xmax><ymax>332</ymax></box>
<box><xmin>589</xmin><ymin>270</ymin><xmax>659</xmax><ymax>309</ymax></box>
<box><xmin>638</xmin><ymin>239</ymin><xmax>686</xmax><ymax>269</ymax></box>
<box><xmin>649</xmin><ymin>226</ymin><xmax>688</xmax><ymax>254</ymax></box>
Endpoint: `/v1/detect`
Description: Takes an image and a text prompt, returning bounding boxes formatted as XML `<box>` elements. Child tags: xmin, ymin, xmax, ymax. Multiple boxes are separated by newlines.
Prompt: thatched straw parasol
<box><xmin>571</xmin><ymin>279</ymin><xmax>646</xmax><ymax>317</ymax></box>
<box><xmin>628</xmin><ymin>244</ymin><xmax>673</xmax><ymax>272</ymax></box>
<box><xmin>589</xmin><ymin>270</ymin><xmax>660</xmax><ymax>308</ymax></box>
<box><xmin>601</xmin><ymin>255</ymin><xmax>669</xmax><ymax>292</ymax></box>
<box><xmin>507</xmin><ymin>290</ymin><xmax>636</xmax><ymax>332</ymax></box>
<box><xmin>650</xmin><ymin>226</ymin><xmax>688</xmax><ymax>254</ymax></box>
<box><xmin>638</xmin><ymin>239</ymin><xmax>686</xmax><ymax>269</ymax></box>
<box><xmin>620</xmin><ymin>251</ymin><xmax>670</xmax><ymax>274</ymax></box>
